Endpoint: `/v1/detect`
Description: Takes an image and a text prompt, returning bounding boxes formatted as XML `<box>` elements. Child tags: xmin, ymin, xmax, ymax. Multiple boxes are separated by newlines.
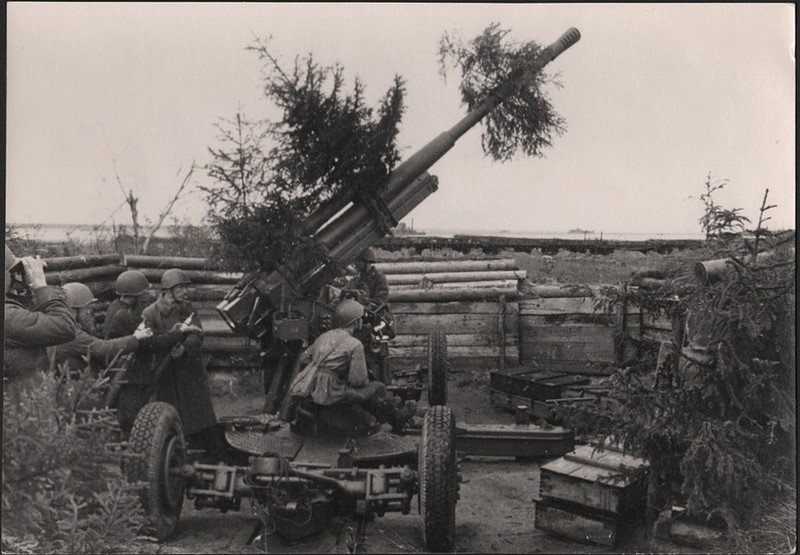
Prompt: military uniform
<box><xmin>110</xmin><ymin>301</ymin><xmax>186</xmax><ymax>434</ymax></box>
<box><xmin>293</xmin><ymin>327</ymin><xmax>409</xmax><ymax>434</ymax></box>
<box><xmin>104</xmin><ymin>294</ymin><xmax>154</xmax><ymax>339</ymax></box>
<box><xmin>139</xmin><ymin>298</ymin><xmax>218</xmax><ymax>437</ymax></box>
<box><xmin>300</xmin><ymin>328</ymin><xmax>385</xmax><ymax>406</ymax></box>
<box><xmin>52</xmin><ymin>326</ymin><xmax>139</xmax><ymax>377</ymax></box>
<box><xmin>346</xmin><ymin>266</ymin><xmax>389</xmax><ymax>305</ymax></box>
<box><xmin>4</xmin><ymin>286</ymin><xmax>77</xmax><ymax>399</ymax></box>
<box><xmin>346</xmin><ymin>266</ymin><xmax>392</xmax><ymax>380</ymax></box>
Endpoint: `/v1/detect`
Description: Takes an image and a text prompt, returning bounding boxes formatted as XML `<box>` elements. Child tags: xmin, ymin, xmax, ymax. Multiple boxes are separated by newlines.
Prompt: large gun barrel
<box><xmin>305</xmin><ymin>27</ymin><xmax>581</xmax><ymax>235</ymax></box>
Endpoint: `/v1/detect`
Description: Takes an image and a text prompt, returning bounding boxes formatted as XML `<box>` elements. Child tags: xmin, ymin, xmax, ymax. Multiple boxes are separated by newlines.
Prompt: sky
<box><xmin>5</xmin><ymin>3</ymin><xmax>796</xmax><ymax>236</ymax></box>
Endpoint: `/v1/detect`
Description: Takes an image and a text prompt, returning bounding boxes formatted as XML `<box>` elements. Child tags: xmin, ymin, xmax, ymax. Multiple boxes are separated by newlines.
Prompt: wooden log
<box><xmin>123</xmin><ymin>255</ymin><xmax>222</xmax><ymax>270</ymax></box>
<box><xmin>521</xmin><ymin>341</ymin><xmax>615</xmax><ymax>361</ymax></box>
<box><xmin>391</xmin><ymin>279</ymin><xmax>516</xmax><ymax>290</ymax></box>
<box><xmin>631</xmin><ymin>276</ymin><xmax>666</xmax><ymax>289</ymax></box>
<box><xmin>136</xmin><ymin>268</ymin><xmax>243</xmax><ymax>284</ymax></box>
<box><xmin>385</xmin><ymin>270</ymin><xmax>526</xmax><ymax>285</ymax></box>
<box><xmin>185</xmin><ymin>285</ymin><xmax>230</xmax><ymax>302</ymax></box>
<box><xmin>520</xmin><ymin>325</ymin><xmax>615</xmax><ymax>343</ymax></box>
<box><xmin>520</xmin><ymin>297</ymin><xmax>599</xmax><ymax>315</ymax></box>
<box><xmin>374</xmin><ymin>258</ymin><xmax>518</xmax><ymax>274</ymax></box>
<box><xmin>525</xmin><ymin>284</ymin><xmax>596</xmax><ymax>298</ymax></box>
<box><xmin>389</xmin><ymin>286</ymin><xmax>518</xmax><ymax>302</ymax></box>
<box><xmin>42</xmin><ymin>254</ymin><xmax>121</xmax><ymax>271</ymax></box>
<box><xmin>389</xmin><ymin>345</ymin><xmax>519</xmax><ymax>358</ymax></box>
<box><xmin>45</xmin><ymin>264</ymin><xmax>125</xmax><ymax>284</ymax></box>
<box><xmin>391</xmin><ymin>302</ymin><xmax>516</xmax><ymax>315</ymax></box>
<box><xmin>391</xmin><ymin>334</ymin><xmax>517</xmax><ymax>347</ymax></box>
<box><xmin>394</xmin><ymin>312</ymin><xmax>518</xmax><ymax>335</ymax></box>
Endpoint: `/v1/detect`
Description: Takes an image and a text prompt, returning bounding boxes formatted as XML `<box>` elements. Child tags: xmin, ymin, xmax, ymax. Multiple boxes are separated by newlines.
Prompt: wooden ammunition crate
<box><xmin>535</xmin><ymin>499</ymin><xmax>621</xmax><ymax>547</ymax></box>
<box><xmin>535</xmin><ymin>444</ymin><xmax>649</xmax><ymax>546</ymax></box>
<box><xmin>490</xmin><ymin>366</ymin><xmax>591</xmax><ymax>402</ymax></box>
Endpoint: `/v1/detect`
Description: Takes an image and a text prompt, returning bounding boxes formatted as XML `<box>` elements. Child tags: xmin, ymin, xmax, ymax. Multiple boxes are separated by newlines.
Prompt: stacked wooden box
<box><xmin>535</xmin><ymin>444</ymin><xmax>649</xmax><ymax>547</ymax></box>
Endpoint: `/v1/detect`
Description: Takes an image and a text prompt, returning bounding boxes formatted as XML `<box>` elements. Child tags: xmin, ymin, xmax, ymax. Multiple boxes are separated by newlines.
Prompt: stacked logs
<box><xmin>43</xmin><ymin>254</ymin><xmax>125</xmax><ymax>298</ymax></box>
<box><xmin>120</xmin><ymin>255</ymin><xmax>526</xmax><ymax>302</ymax></box>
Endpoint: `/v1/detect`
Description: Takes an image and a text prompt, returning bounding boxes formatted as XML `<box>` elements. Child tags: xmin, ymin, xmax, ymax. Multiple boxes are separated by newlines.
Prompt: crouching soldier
<box><xmin>4</xmin><ymin>246</ymin><xmax>77</xmax><ymax>401</ymax></box>
<box><xmin>290</xmin><ymin>299</ymin><xmax>415</xmax><ymax>435</ymax></box>
<box><xmin>138</xmin><ymin>269</ymin><xmax>226</xmax><ymax>458</ymax></box>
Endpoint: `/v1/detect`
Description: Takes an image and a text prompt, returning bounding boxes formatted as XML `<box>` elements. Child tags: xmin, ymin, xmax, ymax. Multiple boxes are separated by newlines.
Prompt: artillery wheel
<box><xmin>124</xmin><ymin>402</ymin><xmax>186</xmax><ymax>541</ymax></box>
<box><xmin>418</xmin><ymin>405</ymin><xmax>457</xmax><ymax>553</ymax></box>
<box><xmin>427</xmin><ymin>326</ymin><xmax>448</xmax><ymax>406</ymax></box>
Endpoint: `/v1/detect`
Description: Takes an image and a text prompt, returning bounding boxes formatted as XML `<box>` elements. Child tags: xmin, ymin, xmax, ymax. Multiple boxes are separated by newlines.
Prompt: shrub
<box><xmin>2</xmin><ymin>369</ymin><xmax>148</xmax><ymax>553</ymax></box>
<box><xmin>564</xmin><ymin>193</ymin><xmax>795</xmax><ymax>534</ymax></box>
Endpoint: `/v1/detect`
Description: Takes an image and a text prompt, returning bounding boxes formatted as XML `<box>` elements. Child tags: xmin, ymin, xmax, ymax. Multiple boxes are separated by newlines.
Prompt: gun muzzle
<box><xmin>549</xmin><ymin>27</ymin><xmax>581</xmax><ymax>59</ymax></box>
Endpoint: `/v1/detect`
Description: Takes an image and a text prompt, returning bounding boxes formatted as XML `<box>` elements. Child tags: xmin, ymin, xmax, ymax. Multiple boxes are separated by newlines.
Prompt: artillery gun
<box><xmin>123</xmin><ymin>27</ymin><xmax>580</xmax><ymax>552</ymax></box>
<box><xmin>217</xmin><ymin>26</ymin><xmax>583</xmax><ymax>417</ymax></box>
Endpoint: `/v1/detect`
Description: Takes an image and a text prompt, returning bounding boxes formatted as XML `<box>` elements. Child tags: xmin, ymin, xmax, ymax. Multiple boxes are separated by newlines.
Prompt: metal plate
<box><xmin>224</xmin><ymin>423</ymin><xmax>305</xmax><ymax>459</ymax></box>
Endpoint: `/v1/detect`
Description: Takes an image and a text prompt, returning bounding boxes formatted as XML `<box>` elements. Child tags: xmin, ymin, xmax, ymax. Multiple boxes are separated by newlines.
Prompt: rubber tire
<box><xmin>124</xmin><ymin>401</ymin><xmax>186</xmax><ymax>541</ymax></box>
<box><xmin>427</xmin><ymin>326</ymin><xmax>448</xmax><ymax>406</ymax></box>
<box><xmin>418</xmin><ymin>405</ymin><xmax>457</xmax><ymax>553</ymax></box>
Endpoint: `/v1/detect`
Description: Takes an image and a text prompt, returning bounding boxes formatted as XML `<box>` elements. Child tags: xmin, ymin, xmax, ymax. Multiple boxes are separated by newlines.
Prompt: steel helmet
<box><xmin>358</xmin><ymin>248</ymin><xmax>377</xmax><ymax>263</ymax></box>
<box><xmin>63</xmin><ymin>282</ymin><xmax>98</xmax><ymax>308</ymax></box>
<box><xmin>161</xmin><ymin>268</ymin><xmax>191</xmax><ymax>290</ymax></box>
<box><xmin>114</xmin><ymin>270</ymin><xmax>149</xmax><ymax>296</ymax></box>
<box><xmin>5</xmin><ymin>246</ymin><xmax>20</xmax><ymax>273</ymax></box>
<box><xmin>333</xmin><ymin>299</ymin><xmax>365</xmax><ymax>328</ymax></box>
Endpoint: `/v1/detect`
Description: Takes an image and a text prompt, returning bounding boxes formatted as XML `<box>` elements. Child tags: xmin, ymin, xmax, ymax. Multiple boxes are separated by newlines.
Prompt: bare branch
<box><xmin>142</xmin><ymin>162</ymin><xmax>196</xmax><ymax>254</ymax></box>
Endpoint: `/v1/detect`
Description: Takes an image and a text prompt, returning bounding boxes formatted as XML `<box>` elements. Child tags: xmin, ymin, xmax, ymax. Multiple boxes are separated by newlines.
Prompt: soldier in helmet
<box><xmin>137</xmin><ymin>268</ymin><xmax>225</xmax><ymax>457</ymax></box>
<box><xmin>4</xmin><ymin>245</ymin><xmax>77</xmax><ymax>399</ymax></box>
<box><xmin>104</xmin><ymin>270</ymin><xmax>153</xmax><ymax>339</ymax></box>
<box><xmin>50</xmin><ymin>282</ymin><xmax>152</xmax><ymax>379</ymax></box>
<box><xmin>290</xmin><ymin>299</ymin><xmax>415</xmax><ymax>434</ymax></box>
<box><xmin>345</xmin><ymin>248</ymin><xmax>389</xmax><ymax>306</ymax></box>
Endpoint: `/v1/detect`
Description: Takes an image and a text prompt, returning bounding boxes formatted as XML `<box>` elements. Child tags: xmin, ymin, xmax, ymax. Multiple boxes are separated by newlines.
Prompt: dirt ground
<box><xmin>147</xmin><ymin>372</ymin><xmax>667</xmax><ymax>555</ymax></box>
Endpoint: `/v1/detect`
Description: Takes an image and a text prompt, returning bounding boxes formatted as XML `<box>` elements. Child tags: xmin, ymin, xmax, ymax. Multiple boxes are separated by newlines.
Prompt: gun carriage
<box><xmin>123</xmin><ymin>27</ymin><xmax>581</xmax><ymax>552</ymax></box>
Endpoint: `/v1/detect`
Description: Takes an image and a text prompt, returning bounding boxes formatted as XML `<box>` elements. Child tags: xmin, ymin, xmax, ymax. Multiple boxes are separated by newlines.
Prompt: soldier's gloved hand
<box><xmin>20</xmin><ymin>256</ymin><xmax>48</xmax><ymax>288</ymax></box>
<box><xmin>170</xmin><ymin>344</ymin><xmax>186</xmax><ymax>358</ymax></box>
<box><xmin>133</xmin><ymin>326</ymin><xmax>153</xmax><ymax>340</ymax></box>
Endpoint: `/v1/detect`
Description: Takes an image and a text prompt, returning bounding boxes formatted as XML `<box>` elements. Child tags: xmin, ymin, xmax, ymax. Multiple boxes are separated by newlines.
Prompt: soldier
<box><xmin>290</xmin><ymin>299</ymin><xmax>415</xmax><ymax>435</ymax></box>
<box><xmin>4</xmin><ymin>246</ymin><xmax>77</xmax><ymax>400</ymax></box>
<box><xmin>139</xmin><ymin>268</ymin><xmax>225</xmax><ymax>457</ymax></box>
<box><xmin>112</xmin><ymin>268</ymin><xmax>193</xmax><ymax>435</ymax></box>
<box><xmin>104</xmin><ymin>270</ymin><xmax>153</xmax><ymax>339</ymax></box>
<box><xmin>346</xmin><ymin>248</ymin><xmax>389</xmax><ymax>306</ymax></box>
<box><xmin>50</xmin><ymin>282</ymin><xmax>152</xmax><ymax>379</ymax></box>
<box><xmin>343</xmin><ymin>248</ymin><xmax>393</xmax><ymax>381</ymax></box>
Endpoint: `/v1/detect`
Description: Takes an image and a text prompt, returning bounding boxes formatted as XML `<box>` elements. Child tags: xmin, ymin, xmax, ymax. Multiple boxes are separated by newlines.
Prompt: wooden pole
<box><xmin>45</xmin><ymin>265</ymin><xmax>125</xmax><ymax>284</ymax></box>
<box><xmin>498</xmin><ymin>295</ymin><xmax>507</xmax><ymax>371</ymax></box>
<box><xmin>136</xmin><ymin>268</ymin><xmax>243</xmax><ymax>284</ymax></box>
<box><xmin>385</xmin><ymin>270</ymin><xmax>526</xmax><ymax>285</ymax></box>
<box><xmin>375</xmin><ymin>258</ymin><xmax>518</xmax><ymax>275</ymax></box>
<box><xmin>124</xmin><ymin>255</ymin><xmax>222</xmax><ymax>270</ymax></box>
<box><xmin>526</xmin><ymin>284</ymin><xmax>595</xmax><ymax>298</ymax></box>
<box><xmin>388</xmin><ymin>286</ymin><xmax>518</xmax><ymax>302</ymax></box>
<box><xmin>391</xmin><ymin>279</ymin><xmax>517</xmax><ymax>290</ymax></box>
<box><xmin>42</xmin><ymin>254</ymin><xmax>121</xmax><ymax>271</ymax></box>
